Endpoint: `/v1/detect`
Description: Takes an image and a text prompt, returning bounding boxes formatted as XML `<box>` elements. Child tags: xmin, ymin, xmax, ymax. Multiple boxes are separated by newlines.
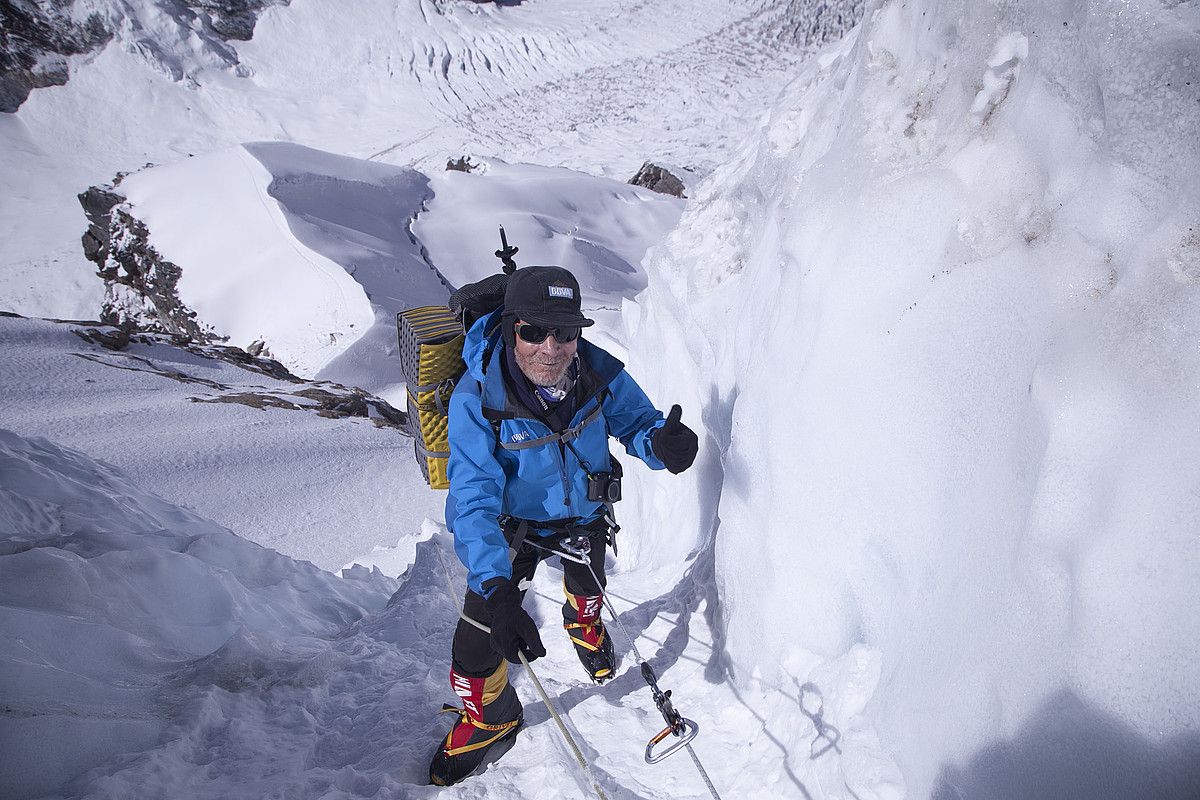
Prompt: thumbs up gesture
<box><xmin>652</xmin><ymin>404</ymin><xmax>699</xmax><ymax>474</ymax></box>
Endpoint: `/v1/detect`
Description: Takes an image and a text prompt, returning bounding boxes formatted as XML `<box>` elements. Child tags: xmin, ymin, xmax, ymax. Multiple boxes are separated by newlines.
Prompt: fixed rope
<box><xmin>434</xmin><ymin>546</ymin><xmax>611</xmax><ymax>800</ymax></box>
<box><xmin>525</xmin><ymin>536</ymin><xmax>724</xmax><ymax>800</ymax></box>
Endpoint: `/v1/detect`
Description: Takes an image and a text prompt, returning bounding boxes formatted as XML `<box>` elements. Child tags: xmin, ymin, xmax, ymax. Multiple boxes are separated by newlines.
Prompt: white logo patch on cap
<box><xmin>547</xmin><ymin>286</ymin><xmax>573</xmax><ymax>299</ymax></box>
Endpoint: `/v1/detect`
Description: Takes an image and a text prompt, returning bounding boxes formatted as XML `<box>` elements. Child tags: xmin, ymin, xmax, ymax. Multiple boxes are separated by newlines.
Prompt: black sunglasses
<box><xmin>515</xmin><ymin>322</ymin><xmax>581</xmax><ymax>344</ymax></box>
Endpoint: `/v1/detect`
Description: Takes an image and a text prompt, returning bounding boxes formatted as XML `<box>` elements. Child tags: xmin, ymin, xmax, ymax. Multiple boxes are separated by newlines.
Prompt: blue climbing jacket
<box><xmin>445</xmin><ymin>309</ymin><xmax>667</xmax><ymax>596</ymax></box>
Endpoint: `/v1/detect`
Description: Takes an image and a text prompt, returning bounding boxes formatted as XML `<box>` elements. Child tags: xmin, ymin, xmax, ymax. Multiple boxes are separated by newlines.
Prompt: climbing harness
<box><xmin>525</xmin><ymin>533</ymin><xmax>724</xmax><ymax>800</ymax></box>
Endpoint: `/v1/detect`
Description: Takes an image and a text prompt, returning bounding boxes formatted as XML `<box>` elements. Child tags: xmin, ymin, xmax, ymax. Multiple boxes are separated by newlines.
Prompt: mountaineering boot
<box><xmin>563</xmin><ymin>590</ymin><xmax>617</xmax><ymax>683</ymax></box>
<box><xmin>429</xmin><ymin>663</ymin><xmax>523</xmax><ymax>786</ymax></box>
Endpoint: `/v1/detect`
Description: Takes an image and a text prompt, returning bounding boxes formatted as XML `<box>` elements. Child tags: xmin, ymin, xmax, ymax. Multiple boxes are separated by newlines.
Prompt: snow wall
<box><xmin>623</xmin><ymin>0</ymin><xmax>1200</xmax><ymax>796</ymax></box>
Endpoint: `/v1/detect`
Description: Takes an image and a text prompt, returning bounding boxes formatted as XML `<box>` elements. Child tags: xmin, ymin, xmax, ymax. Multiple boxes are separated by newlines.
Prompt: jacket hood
<box><xmin>462</xmin><ymin>309</ymin><xmax>503</xmax><ymax>384</ymax></box>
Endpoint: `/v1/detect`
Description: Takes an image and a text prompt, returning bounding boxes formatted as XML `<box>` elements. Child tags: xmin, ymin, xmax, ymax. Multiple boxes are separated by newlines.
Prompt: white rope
<box><xmin>435</xmin><ymin>532</ymin><xmax>724</xmax><ymax>799</ymax></box>
<box><xmin>433</xmin><ymin>545</ymin><xmax>610</xmax><ymax>800</ymax></box>
<box><xmin>524</xmin><ymin>536</ymin><xmax>724</xmax><ymax>800</ymax></box>
<box><xmin>685</xmin><ymin>742</ymin><xmax>724</xmax><ymax>800</ymax></box>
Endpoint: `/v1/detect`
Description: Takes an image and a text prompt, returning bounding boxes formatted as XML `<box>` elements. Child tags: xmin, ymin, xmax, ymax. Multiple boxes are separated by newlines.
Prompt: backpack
<box><xmin>398</xmin><ymin>272</ymin><xmax>510</xmax><ymax>489</ymax></box>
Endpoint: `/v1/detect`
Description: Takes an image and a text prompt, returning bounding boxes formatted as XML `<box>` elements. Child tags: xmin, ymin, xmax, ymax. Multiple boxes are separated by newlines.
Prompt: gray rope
<box><xmin>524</xmin><ymin>537</ymin><xmax>724</xmax><ymax>800</ymax></box>
<box><xmin>433</xmin><ymin>546</ymin><xmax>610</xmax><ymax>800</ymax></box>
<box><xmin>685</xmin><ymin>742</ymin><xmax>723</xmax><ymax>800</ymax></box>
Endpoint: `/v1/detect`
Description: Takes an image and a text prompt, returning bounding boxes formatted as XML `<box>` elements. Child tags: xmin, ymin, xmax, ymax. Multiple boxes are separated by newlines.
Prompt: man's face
<box><xmin>512</xmin><ymin>320</ymin><xmax>578</xmax><ymax>386</ymax></box>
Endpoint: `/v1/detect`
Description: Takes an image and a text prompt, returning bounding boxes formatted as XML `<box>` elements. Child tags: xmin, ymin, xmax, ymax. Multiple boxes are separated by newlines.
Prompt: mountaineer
<box><xmin>429</xmin><ymin>265</ymin><xmax>698</xmax><ymax>785</ymax></box>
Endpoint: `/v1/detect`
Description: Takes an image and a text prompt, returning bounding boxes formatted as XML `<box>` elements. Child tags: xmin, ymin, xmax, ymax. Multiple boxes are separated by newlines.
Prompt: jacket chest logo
<box><xmin>510</xmin><ymin>431</ymin><xmax>530</xmax><ymax>443</ymax></box>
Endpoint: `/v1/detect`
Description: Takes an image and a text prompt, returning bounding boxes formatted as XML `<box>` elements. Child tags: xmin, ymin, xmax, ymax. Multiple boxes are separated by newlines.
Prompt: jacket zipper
<box><xmin>558</xmin><ymin>441</ymin><xmax>573</xmax><ymax>513</ymax></box>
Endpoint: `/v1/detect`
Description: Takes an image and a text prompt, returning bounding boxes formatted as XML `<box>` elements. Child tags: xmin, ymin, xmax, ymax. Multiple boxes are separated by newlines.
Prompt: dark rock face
<box><xmin>446</xmin><ymin>156</ymin><xmax>480</xmax><ymax>173</ymax></box>
<box><xmin>78</xmin><ymin>185</ymin><xmax>124</xmax><ymax>263</ymax></box>
<box><xmin>78</xmin><ymin>180</ymin><xmax>214</xmax><ymax>341</ymax></box>
<box><xmin>188</xmin><ymin>0</ymin><xmax>288</xmax><ymax>41</ymax></box>
<box><xmin>0</xmin><ymin>1</ymin><xmax>112</xmax><ymax>113</ymax></box>
<box><xmin>1</xmin><ymin>0</ymin><xmax>290</xmax><ymax>112</ymax></box>
<box><xmin>629</xmin><ymin>162</ymin><xmax>687</xmax><ymax>198</ymax></box>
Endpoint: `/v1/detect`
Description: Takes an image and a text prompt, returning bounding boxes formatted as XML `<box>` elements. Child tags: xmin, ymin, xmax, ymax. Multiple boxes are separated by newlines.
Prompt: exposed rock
<box><xmin>189</xmin><ymin>0</ymin><xmax>287</xmax><ymax>41</ymax></box>
<box><xmin>78</xmin><ymin>185</ymin><xmax>124</xmax><ymax>264</ymax></box>
<box><xmin>446</xmin><ymin>156</ymin><xmax>480</xmax><ymax>173</ymax></box>
<box><xmin>191</xmin><ymin>342</ymin><xmax>295</xmax><ymax>382</ymax></box>
<box><xmin>100</xmin><ymin>211</ymin><xmax>188</xmax><ymax>334</ymax></box>
<box><xmin>629</xmin><ymin>162</ymin><xmax>687</xmax><ymax>198</ymax></box>
<box><xmin>0</xmin><ymin>0</ymin><xmax>291</xmax><ymax>112</ymax></box>
<box><xmin>72</xmin><ymin>324</ymin><xmax>409</xmax><ymax>430</ymax></box>
<box><xmin>78</xmin><ymin>183</ymin><xmax>215</xmax><ymax>341</ymax></box>
<box><xmin>0</xmin><ymin>2</ymin><xmax>111</xmax><ymax>113</ymax></box>
<box><xmin>73</xmin><ymin>323</ymin><xmax>131</xmax><ymax>351</ymax></box>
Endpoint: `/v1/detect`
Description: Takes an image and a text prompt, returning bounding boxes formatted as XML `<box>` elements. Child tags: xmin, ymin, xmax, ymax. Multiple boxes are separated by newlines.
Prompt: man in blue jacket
<box><xmin>429</xmin><ymin>266</ymin><xmax>698</xmax><ymax>785</ymax></box>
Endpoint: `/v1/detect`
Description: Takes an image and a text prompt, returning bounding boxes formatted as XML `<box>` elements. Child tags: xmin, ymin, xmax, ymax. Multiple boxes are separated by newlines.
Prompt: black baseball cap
<box><xmin>502</xmin><ymin>266</ymin><xmax>595</xmax><ymax>328</ymax></box>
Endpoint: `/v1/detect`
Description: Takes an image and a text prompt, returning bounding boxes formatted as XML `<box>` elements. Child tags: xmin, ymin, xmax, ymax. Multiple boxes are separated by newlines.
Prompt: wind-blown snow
<box><xmin>412</xmin><ymin>158</ymin><xmax>683</xmax><ymax>357</ymax></box>
<box><xmin>118</xmin><ymin>144</ymin><xmax>382</xmax><ymax>377</ymax></box>
<box><xmin>4</xmin><ymin>0</ymin><xmax>1199</xmax><ymax>798</ymax></box>
<box><xmin>625</xmin><ymin>0</ymin><xmax>1200</xmax><ymax>796</ymax></box>
<box><xmin>0</xmin><ymin>428</ymin><xmax>401</xmax><ymax>800</ymax></box>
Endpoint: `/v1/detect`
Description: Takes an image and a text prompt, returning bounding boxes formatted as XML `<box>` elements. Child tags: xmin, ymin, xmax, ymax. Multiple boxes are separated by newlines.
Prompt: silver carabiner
<box><xmin>644</xmin><ymin>717</ymin><xmax>700</xmax><ymax>764</ymax></box>
<box><xmin>557</xmin><ymin>534</ymin><xmax>592</xmax><ymax>563</ymax></box>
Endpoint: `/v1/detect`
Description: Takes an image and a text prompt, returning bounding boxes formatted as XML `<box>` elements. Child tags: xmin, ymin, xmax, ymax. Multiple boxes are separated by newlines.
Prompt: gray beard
<box><xmin>534</xmin><ymin>358</ymin><xmax>577</xmax><ymax>400</ymax></box>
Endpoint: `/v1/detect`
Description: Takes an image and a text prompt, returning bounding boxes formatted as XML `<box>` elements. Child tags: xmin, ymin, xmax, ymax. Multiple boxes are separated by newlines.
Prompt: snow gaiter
<box><xmin>429</xmin><ymin>662</ymin><xmax>523</xmax><ymax>786</ymax></box>
<box><xmin>563</xmin><ymin>584</ymin><xmax>616</xmax><ymax>683</ymax></box>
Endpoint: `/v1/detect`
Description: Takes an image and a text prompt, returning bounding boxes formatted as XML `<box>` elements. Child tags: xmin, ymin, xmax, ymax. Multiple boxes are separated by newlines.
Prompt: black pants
<box><xmin>452</xmin><ymin>524</ymin><xmax>608</xmax><ymax>678</ymax></box>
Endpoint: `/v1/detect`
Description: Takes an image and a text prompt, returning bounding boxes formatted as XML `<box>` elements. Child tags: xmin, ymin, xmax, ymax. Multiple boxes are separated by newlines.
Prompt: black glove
<box><xmin>484</xmin><ymin>580</ymin><xmax>546</xmax><ymax>663</ymax></box>
<box><xmin>652</xmin><ymin>404</ymin><xmax>698</xmax><ymax>474</ymax></box>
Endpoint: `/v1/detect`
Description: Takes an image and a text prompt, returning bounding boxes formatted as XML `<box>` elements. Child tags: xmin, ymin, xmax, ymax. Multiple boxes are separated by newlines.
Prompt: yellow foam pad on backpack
<box><xmin>397</xmin><ymin>306</ymin><xmax>466</xmax><ymax>489</ymax></box>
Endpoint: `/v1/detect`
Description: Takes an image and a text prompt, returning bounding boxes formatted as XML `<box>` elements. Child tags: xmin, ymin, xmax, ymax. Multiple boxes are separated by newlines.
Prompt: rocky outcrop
<box><xmin>446</xmin><ymin>155</ymin><xmax>480</xmax><ymax>173</ymax></box>
<box><xmin>188</xmin><ymin>0</ymin><xmax>288</xmax><ymax>41</ymax></box>
<box><xmin>78</xmin><ymin>184</ymin><xmax>124</xmax><ymax>263</ymax></box>
<box><xmin>629</xmin><ymin>162</ymin><xmax>687</xmax><ymax>198</ymax></box>
<box><xmin>73</xmin><ymin>324</ymin><xmax>409</xmax><ymax>430</ymax></box>
<box><xmin>1</xmin><ymin>0</ymin><xmax>291</xmax><ymax>113</ymax></box>
<box><xmin>78</xmin><ymin>180</ymin><xmax>215</xmax><ymax>341</ymax></box>
<box><xmin>0</xmin><ymin>2</ymin><xmax>111</xmax><ymax>113</ymax></box>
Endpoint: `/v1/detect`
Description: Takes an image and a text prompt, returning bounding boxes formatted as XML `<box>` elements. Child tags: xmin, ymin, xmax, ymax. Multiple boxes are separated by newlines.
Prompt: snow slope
<box><xmin>2</xmin><ymin>0</ymin><xmax>842</xmax><ymax>321</ymax></box>
<box><xmin>624</xmin><ymin>0</ymin><xmax>1200</xmax><ymax>797</ymax></box>
<box><xmin>0</xmin><ymin>315</ymin><xmax>444</xmax><ymax>572</ymax></box>
<box><xmin>0</xmin><ymin>426</ymin><xmax>398</xmax><ymax>800</ymax></box>
<box><xmin>100</xmin><ymin>146</ymin><xmax>682</xmax><ymax>401</ymax></box>
<box><xmin>5</xmin><ymin>0</ymin><xmax>1199</xmax><ymax>798</ymax></box>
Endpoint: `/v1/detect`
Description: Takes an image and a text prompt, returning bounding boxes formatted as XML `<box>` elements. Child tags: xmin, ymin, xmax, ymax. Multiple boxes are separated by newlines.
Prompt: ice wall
<box><xmin>625</xmin><ymin>0</ymin><xmax>1200</xmax><ymax>795</ymax></box>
